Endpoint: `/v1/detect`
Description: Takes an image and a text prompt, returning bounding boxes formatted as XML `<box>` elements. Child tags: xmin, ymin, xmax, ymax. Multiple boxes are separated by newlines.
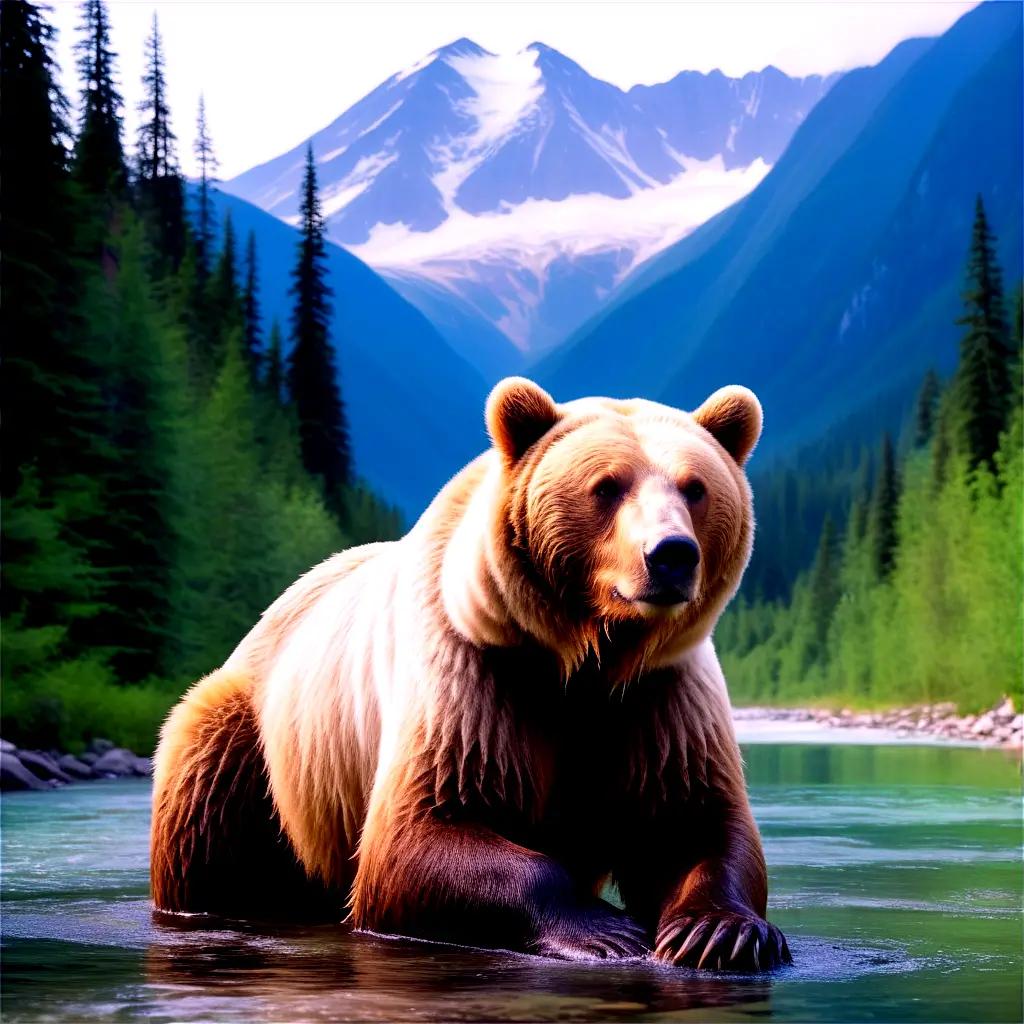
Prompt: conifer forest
<box><xmin>1</xmin><ymin>0</ymin><xmax>1020</xmax><ymax>753</ymax></box>
<box><xmin>2</xmin><ymin>1</ymin><xmax>402</xmax><ymax>752</ymax></box>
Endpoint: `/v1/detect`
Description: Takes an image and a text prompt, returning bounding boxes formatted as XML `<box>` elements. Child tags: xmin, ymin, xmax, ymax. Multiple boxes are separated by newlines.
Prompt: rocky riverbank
<box><xmin>734</xmin><ymin>698</ymin><xmax>1023</xmax><ymax>749</ymax></box>
<box><xmin>0</xmin><ymin>737</ymin><xmax>152</xmax><ymax>792</ymax></box>
<box><xmin>3</xmin><ymin>698</ymin><xmax>1020</xmax><ymax>792</ymax></box>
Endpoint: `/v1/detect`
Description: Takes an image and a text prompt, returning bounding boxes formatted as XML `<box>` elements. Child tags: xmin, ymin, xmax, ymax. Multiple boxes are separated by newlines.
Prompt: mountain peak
<box><xmin>435</xmin><ymin>37</ymin><xmax>490</xmax><ymax>60</ymax></box>
<box><xmin>225</xmin><ymin>36</ymin><xmax>839</xmax><ymax>355</ymax></box>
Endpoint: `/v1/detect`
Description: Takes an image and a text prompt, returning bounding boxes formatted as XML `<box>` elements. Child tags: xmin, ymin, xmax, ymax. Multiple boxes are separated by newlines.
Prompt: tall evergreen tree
<box><xmin>848</xmin><ymin>448</ymin><xmax>872</xmax><ymax>544</ymax></box>
<box><xmin>867</xmin><ymin>433</ymin><xmax>899</xmax><ymax>580</ymax></box>
<box><xmin>804</xmin><ymin>513</ymin><xmax>840</xmax><ymax>664</ymax></box>
<box><xmin>72</xmin><ymin>0</ymin><xmax>126</xmax><ymax>198</ymax></box>
<box><xmin>136</xmin><ymin>14</ymin><xmax>173</xmax><ymax>180</ymax></box>
<box><xmin>85</xmin><ymin>222</ymin><xmax>188</xmax><ymax>680</ymax></box>
<box><xmin>242</xmin><ymin>229</ymin><xmax>263</xmax><ymax>379</ymax></box>
<box><xmin>135</xmin><ymin>13</ymin><xmax>184</xmax><ymax>269</ymax></box>
<box><xmin>209</xmin><ymin>211</ymin><xmax>240</xmax><ymax>328</ymax></box>
<box><xmin>930</xmin><ymin>396</ymin><xmax>954</xmax><ymax>492</ymax></box>
<box><xmin>1</xmin><ymin>0</ymin><xmax>72</xmax><ymax>495</ymax></box>
<box><xmin>265</xmin><ymin>319</ymin><xmax>285</xmax><ymax>403</ymax></box>
<box><xmin>288</xmin><ymin>144</ymin><xmax>351</xmax><ymax>495</ymax></box>
<box><xmin>912</xmin><ymin>369</ymin><xmax>942</xmax><ymax>448</ymax></box>
<box><xmin>952</xmin><ymin>196</ymin><xmax>1013</xmax><ymax>469</ymax></box>
<box><xmin>189</xmin><ymin>211</ymin><xmax>241</xmax><ymax>389</ymax></box>
<box><xmin>192</xmin><ymin>93</ymin><xmax>217</xmax><ymax>282</ymax></box>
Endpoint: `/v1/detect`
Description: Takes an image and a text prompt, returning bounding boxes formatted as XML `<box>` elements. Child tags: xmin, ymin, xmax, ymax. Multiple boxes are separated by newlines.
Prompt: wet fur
<box><xmin>151</xmin><ymin>381</ymin><xmax>786</xmax><ymax>968</ymax></box>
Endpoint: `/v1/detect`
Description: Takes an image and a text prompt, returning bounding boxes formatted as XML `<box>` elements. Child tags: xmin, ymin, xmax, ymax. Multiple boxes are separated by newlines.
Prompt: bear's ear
<box><xmin>486</xmin><ymin>377</ymin><xmax>561</xmax><ymax>464</ymax></box>
<box><xmin>693</xmin><ymin>386</ymin><xmax>763</xmax><ymax>466</ymax></box>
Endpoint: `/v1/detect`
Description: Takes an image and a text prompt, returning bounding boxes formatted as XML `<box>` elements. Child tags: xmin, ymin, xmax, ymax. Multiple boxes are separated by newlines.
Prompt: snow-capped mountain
<box><xmin>224</xmin><ymin>39</ymin><xmax>836</xmax><ymax>364</ymax></box>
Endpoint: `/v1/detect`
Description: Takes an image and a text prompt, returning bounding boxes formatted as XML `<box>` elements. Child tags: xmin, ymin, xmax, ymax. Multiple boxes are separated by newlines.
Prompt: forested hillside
<box><xmin>2</xmin><ymin>0</ymin><xmax>401</xmax><ymax>752</ymax></box>
<box><xmin>719</xmin><ymin>200</ymin><xmax>1022</xmax><ymax>711</ymax></box>
<box><xmin>538</xmin><ymin>2</ymin><xmax>1022</xmax><ymax>464</ymax></box>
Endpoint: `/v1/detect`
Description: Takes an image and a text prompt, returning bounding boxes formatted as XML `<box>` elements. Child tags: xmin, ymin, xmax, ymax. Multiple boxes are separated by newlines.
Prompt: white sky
<box><xmin>48</xmin><ymin>1</ymin><xmax>978</xmax><ymax>181</ymax></box>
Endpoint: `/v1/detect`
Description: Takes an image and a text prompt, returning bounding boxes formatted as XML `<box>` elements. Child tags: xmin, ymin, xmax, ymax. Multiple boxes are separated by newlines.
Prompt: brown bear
<box><xmin>151</xmin><ymin>377</ymin><xmax>790</xmax><ymax>971</ymax></box>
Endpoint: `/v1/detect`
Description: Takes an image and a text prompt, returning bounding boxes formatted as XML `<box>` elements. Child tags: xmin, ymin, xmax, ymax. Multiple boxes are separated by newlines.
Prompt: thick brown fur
<box><xmin>151</xmin><ymin>378</ymin><xmax>790</xmax><ymax>970</ymax></box>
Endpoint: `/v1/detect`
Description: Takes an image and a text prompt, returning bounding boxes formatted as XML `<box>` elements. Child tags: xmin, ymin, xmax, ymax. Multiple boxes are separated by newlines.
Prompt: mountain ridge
<box><xmin>222</xmin><ymin>40</ymin><xmax>834</xmax><ymax>363</ymax></box>
<box><xmin>536</xmin><ymin>2</ymin><xmax>1022</xmax><ymax>461</ymax></box>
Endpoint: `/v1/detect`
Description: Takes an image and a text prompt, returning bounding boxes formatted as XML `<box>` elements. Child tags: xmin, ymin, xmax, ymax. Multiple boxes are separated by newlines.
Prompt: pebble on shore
<box><xmin>0</xmin><ymin>737</ymin><xmax>152</xmax><ymax>792</ymax></box>
<box><xmin>733</xmin><ymin>696</ymin><xmax>1023</xmax><ymax>749</ymax></box>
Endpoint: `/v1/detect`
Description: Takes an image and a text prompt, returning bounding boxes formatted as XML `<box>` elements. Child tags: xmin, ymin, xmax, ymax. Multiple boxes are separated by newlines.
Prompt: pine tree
<box><xmin>913</xmin><ymin>369</ymin><xmax>942</xmax><ymax>448</ymax></box>
<box><xmin>848</xmin><ymin>448</ymin><xmax>872</xmax><ymax>543</ymax></box>
<box><xmin>170</xmin><ymin>330</ymin><xmax>344</xmax><ymax>677</ymax></box>
<box><xmin>72</xmin><ymin>0</ymin><xmax>126</xmax><ymax>198</ymax></box>
<box><xmin>209</xmin><ymin>211</ymin><xmax>241</xmax><ymax>329</ymax></box>
<box><xmin>192</xmin><ymin>93</ymin><xmax>218</xmax><ymax>282</ymax></box>
<box><xmin>1</xmin><ymin>0</ymin><xmax>72</xmax><ymax>495</ymax></box>
<box><xmin>190</xmin><ymin>211</ymin><xmax>241</xmax><ymax>389</ymax></box>
<box><xmin>86</xmin><ymin>222</ymin><xmax>188</xmax><ymax>680</ymax></box>
<box><xmin>135</xmin><ymin>13</ymin><xmax>184</xmax><ymax>269</ymax></box>
<box><xmin>867</xmin><ymin>433</ymin><xmax>899</xmax><ymax>580</ymax></box>
<box><xmin>796</xmin><ymin>514</ymin><xmax>840</xmax><ymax>674</ymax></box>
<box><xmin>136</xmin><ymin>14</ymin><xmax>173</xmax><ymax>181</ymax></box>
<box><xmin>0</xmin><ymin>0</ymin><xmax>102</xmax><ymax>699</ymax></box>
<box><xmin>288</xmin><ymin>144</ymin><xmax>351</xmax><ymax>496</ymax></box>
<box><xmin>242</xmin><ymin>229</ymin><xmax>263</xmax><ymax>379</ymax></box>
<box><xmin>265</xmin><ymin>319</ymin><xmax>285</xmax><ymax>402</ymax></box>
<box><xmin>930</xmin><ymin>396</ymin><xmax>954</xmax><ymax>492</ymax></box>
<box><xmin>952</xmin><ymin>196</ymin><xmax>1014</xmax><ymax>469</ymax></box>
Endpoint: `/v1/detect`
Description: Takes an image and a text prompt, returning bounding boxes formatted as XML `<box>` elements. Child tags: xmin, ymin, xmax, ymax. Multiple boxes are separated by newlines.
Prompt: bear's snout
<box><xmin>643</xmin><ymin>535</ymin><xmax>700</xmax><ymax>604</ymax></box>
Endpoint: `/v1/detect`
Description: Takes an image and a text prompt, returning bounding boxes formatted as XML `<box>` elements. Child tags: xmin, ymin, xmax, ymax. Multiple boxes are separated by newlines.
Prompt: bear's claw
<box><xmin>655</xmin><ymin>911</ymin><xmax>791</xmax><ymax>972</ymax></box>
<box><xmin>531</xmin><ymin>902</ymin><xmax>650</xmax><ymax>960</ymax></box>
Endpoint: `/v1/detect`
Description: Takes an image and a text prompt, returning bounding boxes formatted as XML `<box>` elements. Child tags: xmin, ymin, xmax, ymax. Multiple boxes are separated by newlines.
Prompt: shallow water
<box><xmin>2</xmin><ymin>743</ymin><xmax>1021</xmax><ymax>1023</ymax></box>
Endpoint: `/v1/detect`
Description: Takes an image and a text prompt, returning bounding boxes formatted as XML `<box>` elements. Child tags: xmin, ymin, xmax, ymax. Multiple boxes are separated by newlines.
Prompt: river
<box><xmin>2</xmin><ymin>740</ymin><xmax>1020</xmax><ymax>1022</ymax></box>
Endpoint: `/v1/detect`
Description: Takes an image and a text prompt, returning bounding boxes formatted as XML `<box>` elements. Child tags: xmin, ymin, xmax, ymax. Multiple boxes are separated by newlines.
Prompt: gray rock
<box><xmin>79</xmin><ymin>751</ymin><xmax>98</xmax><ymax>765</ymax></box>
<box><xmin>971</xmin><ymin>713</ymin><xmax>995</xmax><ymax>736</ymax></box>
<box><xmin>994</xmin><ymin>698</ymin><xmax>1015</xmax><ymax>721</ymax></box>
<box><xmin>131</xmin><ymin>756</ymin><xmax>152</xmax><ymax>777</ymax></box>
<box><xmin>57</xmin><ymin>754</ymin><xmax>95</xmax><ymax>780</ymax></box>
<box><xmin>91</xmin><ymin>748</ymin><xmax>138</xmax><ymax>777</ymax></box>
<box><xmin>0</xmin><ymin>738</ymin><xmax>17</xmax><ymax>754</ymax></box>
<box><xmin>1</xmin><ymin>752</ymin><xmax>49</xmax><ymax>791</ymax></box>
<box><xmin>18</xmin><ymin>750</ymin><xmax>72</xmax><ymax>784</ymax></box>
<box><xmin>88</xmin><ymin>738</ymin><xmax>115</xmax><ymax>755</ymax></box>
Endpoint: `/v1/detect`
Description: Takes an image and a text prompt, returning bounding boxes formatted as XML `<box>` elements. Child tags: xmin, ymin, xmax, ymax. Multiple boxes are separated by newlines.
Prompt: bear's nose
<box><xmin>645</xmin><ymin>536</ymin><xmax>701</xmax><ymax>588</ymax></box>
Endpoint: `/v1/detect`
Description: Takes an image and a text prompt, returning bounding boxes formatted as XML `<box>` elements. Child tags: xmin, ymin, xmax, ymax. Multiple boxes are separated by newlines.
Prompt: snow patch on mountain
<box><xmin>224</xmin><ymin>38</ymin><xmax>836</xmax><ymax>362</ymax></box>
<box><xmin>354</xmin><ymin>154</ymin><xmax>770</xmax><ymax>349</ymax></box>
<box><xmin>446</xmin><ymin>49</ymin><xmax>543</xmax><ymax>147</ymax></box>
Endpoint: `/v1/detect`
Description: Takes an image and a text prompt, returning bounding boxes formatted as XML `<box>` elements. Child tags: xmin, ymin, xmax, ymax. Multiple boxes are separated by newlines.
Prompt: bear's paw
<box><xmin>654</xmin><ymin>910</ymin><xmax>791</xmax><ymax>972</ymax></box>
<box><xmin>530</xmin><ymin>901</ymin><xmax>649</xmax><ymax>961</ymax></box>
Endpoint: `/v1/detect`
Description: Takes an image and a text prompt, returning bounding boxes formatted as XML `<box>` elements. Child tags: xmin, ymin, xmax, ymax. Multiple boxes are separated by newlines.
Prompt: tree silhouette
<box><xmin>136</xmin><ymin>13</ymin><xmax>184</xmax><ymax>268</ymax></box>
<box><xmin>192</xmin><ymin>93</ymin><xmax>218</xmax><ymax>282</ymax></box>
<box><xmin>72</xmin><ymin>0</ymin><xmax>126</xmax><ymax>198</ymax></box>
<box><xmin>242</xmin><ymin>229</ymin><xmax>263</xmax><ymax>380</ymax></box>
<box><xmin>952</xmin><ymin>196</ymin><xmax>1013</xmax><ymax>469</ymax></box>
<box><xmin>288</xmin><ymin>144</ymin><xmax>351</xmax><ymax>496</ymax></box>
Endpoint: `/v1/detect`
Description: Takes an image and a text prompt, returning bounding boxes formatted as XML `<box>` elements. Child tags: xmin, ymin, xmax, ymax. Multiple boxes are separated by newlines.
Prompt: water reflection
<box><xmin>144</xmin><ymin>917</ymin><xmax>775</xmax><ymax>1022</ymax></box>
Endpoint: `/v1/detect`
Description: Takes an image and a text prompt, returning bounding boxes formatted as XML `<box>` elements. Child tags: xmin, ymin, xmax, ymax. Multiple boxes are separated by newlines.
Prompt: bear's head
<box><xmin>479</xmin><ymin>377</ymin><xmax>761</xmax><ymax>679</ymax></box>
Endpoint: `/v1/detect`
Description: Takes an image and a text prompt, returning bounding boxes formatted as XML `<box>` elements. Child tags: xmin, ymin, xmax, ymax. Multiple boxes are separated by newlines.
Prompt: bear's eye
<box><xmin>593</xmin><ymin>477</ymin><xmax>624</xmax><ymax>502</ymax></box>
<box><xmin>681</xmin><ymin>479</ymin><xmax>707</xmax><ymax>504</ymax></box>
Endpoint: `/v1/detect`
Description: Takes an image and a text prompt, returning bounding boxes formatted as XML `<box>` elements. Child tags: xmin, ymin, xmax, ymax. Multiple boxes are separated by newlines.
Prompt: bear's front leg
<box><xmin>617</xmin><ymin>779</ymin><xmax>790</xmax><ymax>972</ymax></box>
<box><xmin>650</xmin><ymin>803</ymin><xmax>792</xmax><ymax>972</ymax></box>
<box><xmin>352</xmin><ymin>812</ymin><xmax>648</xmax><ymax>959</ymax></box>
